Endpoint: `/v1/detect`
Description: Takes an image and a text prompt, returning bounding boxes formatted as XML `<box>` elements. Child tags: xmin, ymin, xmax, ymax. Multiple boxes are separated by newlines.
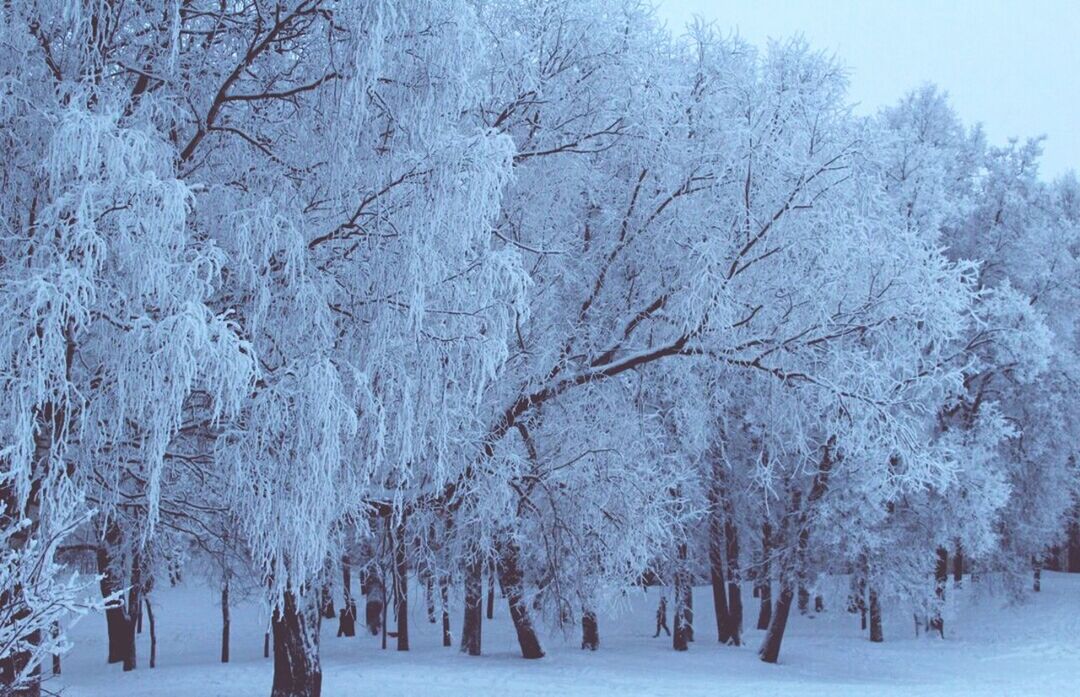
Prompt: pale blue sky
<box><xmin>657</xmin><ymin>0</ymin><xmax>1080</xmax><ymax>178</ymax></box>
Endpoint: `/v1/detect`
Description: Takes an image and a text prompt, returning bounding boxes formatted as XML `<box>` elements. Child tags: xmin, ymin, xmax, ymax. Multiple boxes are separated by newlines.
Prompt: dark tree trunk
<box><xmin>440</xmin><ymin>575</ymin><xmax>452</xmax><ymax>647</ymax></box>
<box><xmin>0</xmin><ymin>621</ymin><xmax>41</xmax><ymax>697</ymax></box>
<box><xmin>1033</xmin><ymin>559</ymin><xmax>1041</xmax><ymax>592</ymax></box>
<box><xmin>757</xmin><ymin>522</ymin><xmax>772</xmax><ymax>631</ymax></box>
<box><xmin>792</xmin><ymin>440</ymin><xmax>835</xmax><ymax>632</ymax></box>
<box><xmin>858</xmin><ymin>575</ymin><xmax>868</xmax><ymax>631</ymax></box>
<box><xmin>264</xmin><ymin>630</ymin><xmax>270</xmax><ymax>658</ymax></box>
<box><xmin>393</xmin><ymin>522</ymin><xmax>409</xmax><ymax>652</ymax></box>
<box><xmin>761</xmin><ymin>441</ymin><xmax>835</xmax><ymax>665</ymax></box>
<box><xmin>581</xmin><ymin>610</ymin><xmax>599</xmax><ymax>650</ymax></box>
<box><xmin>363</xmin><ymin>572</ymin><xmax>384</xmax><ymax>637</ymax></box>
<box><xmin>1068</xmin><ymin>511</ymin><xmax>1080</xmax><ymax>573</ymax></box>
<box><xmin>814</xmin><ymin>595</ymin><xmax>824</xmax><ymax>613</ymax></box>
<box><xmin>709</xmin><ymin>471</ymin><xmax>732</xmax><ymax>643</ymax></box>
<box><xmin>757</xmin><ymin>581</ymin><xmax>772</xmax><ymax>631</ymax></box>
<box><xmin>953</xmin><ymin>541</ymin><xmax>963</xmax><ymax>588</ymax></box>
<box><xmin>121</xmin><ymin>551</ymin><xmax>142</xmax><ymax>672</ymax></box>
<box><xmin>51</xmin><ymin>622</ymin><xmax>61</xmax><ymax>676</ymax></box>
<box><xmin>3</xmin><ymin>633</ymin><xmax>41</xmax><ymax>696</ymax></box>
<box><xmin>145</xmin><ymin>596</ymin><xmax>156</xmax><ymax>668</ymax></box>
<box><xmin>654</xmin><ymin>595</ymin><xmax>670</xmax><ymax>637</ymax></box>
<box><xmin>94</xmin><ymin>525</ymin><xmax>139</xmax><ymax>670</ymax></box>
<box><xmin>271</xmin><ymin>591</ymin><xmax>322</xmax><ymax>697</ymax></box>
<box><xmin>342</xmin><ymin>559</ymin><xmax>352</xmax><ymax>607</ymax></box>
<box><xmin>723</xmin><ymin>512</ymin><xmax>742</xmax><ymax>646</ymax></box>
<box><xmin>686</xmin><ymin>576</ymin><xmax>694</xmax><ymax>642</ymax></box>
<box><xmin>425</xmin><ymin>574</ymin><xmax>437</xmax><ymax>623</ymax></box>
<box><xmin>336</xmin><ymin>604</ymin><xmax>356</xmax><ymax>638</ymax></box>
<box><xmin>380</xmin><ymin>581</ymin><xmax>388</xmax><ymax>651</ymax></box>
<box><xmin>96</xmin><ymin>525</ymin><xmax>127</xmax><ymax>665</ymax></box>
<box><xmin>930</xmin><ymin>546</ymin><xmax>947</xmax><ymax>638</ymax></box>
<box><xmin>868</xmin><ymin>585</ymin><xmax>883</xmax><ymax>642</ymax></box>
<box><xmin>497</xmin><ymin>540</ymin><xmax>544</xmax><ymax>659</ymax></box>
<box><xmin>710</xmin><ymin>557</ymin><xmax>731</xmax><ymax>642</ymax></box>
<box><xmin>337</xmin><ymin>560</ymin><xmax>356</xmax><ymax>637</ymax></box>
<box><xmin>673</xmin><ymin>543</ymin><xmax>692</xmax><ymax>651</ymax></box>
<box><xmin>486</xmin><ymin>559</ymin><xmax>496</xmax><ymax>620</ymax></box>
<box><xmin>461</xmin><ymin>556</ymin><xmax>483</xmax><ymax>655</ymax></box>
<box><xmin>221</xmin><ymin>581</ymin><xmax>231</xmax><ymax>663</ymax></box>
<box><xmin>0</xmin><ymin>370</ymin><xmax>63</xmax><ymax>697</ymax></box>
<box><xmin>758</xmin><ymin>582</ymin><xmax>794</xmax><ymax>664</ymax></box>
<box><xmin>1046</xmin><ymin>545</ymin><xmax>1062</xmax><ymax>572</ymax></box>
<box><xmin>320</xmin><ymin>584</ymin><xmax>335</xmax><ymax>620</ymax></box>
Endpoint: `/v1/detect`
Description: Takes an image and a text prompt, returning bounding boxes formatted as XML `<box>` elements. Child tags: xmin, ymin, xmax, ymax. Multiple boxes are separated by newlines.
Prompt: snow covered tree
<box><xmin>3</xmin><ymin>2</ymin><xmax>1078</xmax><ymax>693</ymax></box>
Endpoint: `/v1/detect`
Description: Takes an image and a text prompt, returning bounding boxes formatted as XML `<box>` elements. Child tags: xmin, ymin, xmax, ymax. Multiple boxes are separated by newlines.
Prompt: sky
<box><xmin>656</xmin><ymin>0</ymin><xmax>1080</xmax><ymax>179</ymax></box>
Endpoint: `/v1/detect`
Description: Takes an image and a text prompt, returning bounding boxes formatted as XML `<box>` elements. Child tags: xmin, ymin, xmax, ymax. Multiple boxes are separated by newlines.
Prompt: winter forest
<box><xmin>2</xmin><ymin>1</ymin><xmax>1079</xmax><ymax>696</ymax></box>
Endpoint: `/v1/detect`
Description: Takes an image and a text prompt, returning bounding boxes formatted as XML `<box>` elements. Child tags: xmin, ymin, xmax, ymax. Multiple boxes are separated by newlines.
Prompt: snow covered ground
<box><xmin>55</xmin><ymin>572</ymin><xmax>1080</xmax><ymax>696</ymax></box>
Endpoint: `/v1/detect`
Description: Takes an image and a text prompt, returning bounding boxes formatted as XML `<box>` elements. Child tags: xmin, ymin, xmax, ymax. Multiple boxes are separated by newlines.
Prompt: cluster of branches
<box><xmin>1</xmin><ymin>2</ymin><xmax>1078</xmax><ymax>696</ymax></box>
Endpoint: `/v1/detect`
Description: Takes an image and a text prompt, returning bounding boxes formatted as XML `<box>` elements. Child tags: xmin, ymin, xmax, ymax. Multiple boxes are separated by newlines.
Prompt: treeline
<box><xmin>1</xmin><ymin>2</ymin><xmax>1078</xmax><ymax>697</ymax></box>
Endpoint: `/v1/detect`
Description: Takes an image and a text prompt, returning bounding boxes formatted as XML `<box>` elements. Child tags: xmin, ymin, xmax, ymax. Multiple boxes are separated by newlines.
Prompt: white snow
<box><xmin>54</xmin><ymin>572</ymin><xmax>1080</xmax><ymax>696</ymax></box>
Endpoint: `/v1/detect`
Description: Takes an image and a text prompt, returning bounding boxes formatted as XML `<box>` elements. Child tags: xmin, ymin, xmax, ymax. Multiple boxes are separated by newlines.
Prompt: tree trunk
<box><xmin>380</xmin><ymin>581</ymin><xmax>388</xmax><ymax>651</ymax></box>
<box><xmin>425</xmin><ymin>573</ymin><xmax>437</xmax><ymax>623</ymax></box>
<box><xmin>121</xmin><ymin>550</ymin><xmax>142</xmax><ymax>672</ymax></box>
<box><xmin>96</xmin><ymin>525</ymin><xmax>127</xmax><ymax>665</ymax></box>
<box><xmin>497</xmin><ymin>539</ymin><xmax>544</xmax><ymax>659</ymax></box>
<box><xmin>868</xmin><ymin>585</ymin><xmax>882</xmax><ymax>643</ymax></box>
<box><xmin>797</xmin><ymin>583</ymin><xmax>809</xmax><ymax>615</ymax></box>
<box><xmin>930</xmin><ymin>546</ymin><xmax>947</xmax><ymax>638</ymax></box>
<box><xmin>440</xmin><ymin>575</ymin><xmax>452</xmax><ymax>647</ymax></box>
<box><xmin>94</xmin><ymin>528</ymin><xmax>139</xmax><ymax>670</ymax></box>
<box><xmin>709</xmin><ymin>474</ymin><xmax>732</xmax><ymax>643</ymax></box>
<box><xmin>757</xmin><ymin>522</ymin><xmax>772</xmax><ymax>631</ymax></box>
<box><xmin>0</xmin><ymin>623</ymin><xmax>41</xmax><ymax>697</ymax></box>
<box><xmin>686</xmin><ymin>575</ymin><xmax>694</xmax><ymax>642</ymax></box>
<box><xmin>461</xmin><ymin>556</ymin><xmax>483</xmax><ymax>655</ymax></box>
<box><xmin>393</xmin><ymin>522</ymin><xmax>409</xmax><ymax>652</ymax></box>
<box><xmin>758</xmin><ymin>582</ymin><xmax>794</xmax><ymax>664</ymax></box>
<box><xmin>723</xmin><ymin>512</ymin><xmax>742</xmax><ymax>646</ymax></box>
<box><xmin>264</xmin><ymin>630</ymin><xmax>270</xmax><ymax>659</ymax></box>
<box><xmin>221</xmin><ymin>581</ymin><xmax>231</xmax><ymax>663</ymax></box>
<box><xmin>486</xmin><ymin>559</ymin><xmax>496</xmax><ymax>620</ymax></box>
<box><xmin>145</xmin><ymin>596</ymin><xmax>156</xmax><ymax>668</ymax></box>
<box><xmin>271</xmin><ymin>591</ymin><xmax>322</xmax><ymax>697</ymax></box>
<box><xmin>51</xmin><ymin>622</ymin><xmax>61</xmax><ymax>676</ymax></box>
<box><xmin>710</xmin><ymin>556</ymin><xmax>731</xmax><ymax>642</ymax></box>
<box><xmin>320</xmin><ymin>584</ymin><xmax>335</xmax><ymax>621</ymax></box>
<box><xmin>1068</xmin><ymin>511</ymin><xmax>1080</xmax><ymax>573</ymax></box>
<box><xmin>581</xmin><ymin>610</ymin><xmax>599</xmax><ymax>650</ymax></box>
<box><xmin>858</xmin><ymin>575</ymin><xmax>868</xmax><ymax>631</ymax></box>
<box><xmin>654</xmin><ymin>595</ymin><xmax>670</xmax><ymax>637</ymax></box>
<box><xmin>1033</xmin><ymin>559</ymin><xmax>1041</xmax><ymax>592</ymax></box>
<box><xmin>363</xmin><ymin>572</ymin><xmax>384</xmax><ymax>637</ymax></box>
<box><xmin>673</xmin><ymin>543</ymin><xmax>691</xmax><ymax>651</ymax></box>
<box><xmin>336</xmin><ymin>603</ymin><xmax>356</xmax><ymax>638</ymax></box>
<box><xmin>342</xmin><ymin>559</ymin><xmax>352</xmax><ymax>608</ymax></box>
<box><xmin>337</xmin><ymin>560</ymin><xmax>356</xmax><ymax>637</ymax></box>
<box><xmin>1</xmin><ymin>382</ymin><xmax>62</xmax><ymax>697</ymax></box>
<box><xmin>757</xmin><ymin>580</ymin><xmax>772</xmax><ymax>631</ymax></box>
